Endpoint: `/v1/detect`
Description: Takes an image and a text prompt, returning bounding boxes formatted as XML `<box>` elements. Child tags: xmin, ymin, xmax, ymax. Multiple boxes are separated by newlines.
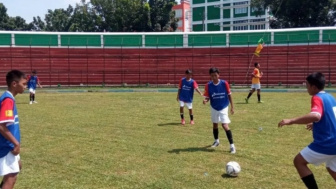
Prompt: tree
<box><xmin>45</xmin><ymin>6</ymin><xmax>74</xmax><ymax>31</ymax></box>
<box><xmin>251</xmin><ymin>0</ymin><xmax>336</xmax><ymax>28</ymax></box>
<box><xmin>0</xmin><ymin>3</ymin><xmax>9</xmax><ymax>30</ymax></box>
<box><xmin>148</xmin><ymin>0</ymin><xmax>177</xmax><ymax>31</ymax></box>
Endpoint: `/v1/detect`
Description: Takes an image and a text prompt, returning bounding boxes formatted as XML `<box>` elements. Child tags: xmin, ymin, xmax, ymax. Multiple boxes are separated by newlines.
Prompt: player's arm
<box><xmin>0</xmin><ymin>123</ymin><xmax>20</xmax><ymax>155</ymax></box>
<box><xmin>193</xmin><ymin>81</ymin><xmax>203</xmax><ymax>96</ymax></box>
<box><xmin>177</xmin><ymin>79</ymin><xmax>182</xmax><ymax>101</ymax></box>
<box><xmin>37</xmin><ymin>77</ymin><xmax>42</xmax><ymax>88</ymax></box>
<box><xmin>225</xmin><ymin>81</ymin><xmax>234</xmax><ymax>114</ymax></box>
<box><xmin>278</xmin><ymin>96</ymin><xmax>322</xmax><ymax>127</ymax></box>
<box><xmin>278</xmin><ymin>113</ymin><xmax>320</xmax><ymax>127</ymax></box>
<box><xmin>203</xmin><ymin>84</ymin><xmax>210</xmax><ymax>104</ymax></box>
<box><xmin>0</xmin><ymin>98</ymin><xmax>20</xmax><ymax>155</ymax></box>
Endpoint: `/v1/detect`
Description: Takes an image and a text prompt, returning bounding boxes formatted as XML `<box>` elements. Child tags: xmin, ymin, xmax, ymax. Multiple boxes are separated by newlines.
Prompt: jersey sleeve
<box><xmin>178</xmin><ymin>79</ymin><xmax>182</xmax><ymax>89</ymax></box>
<box><xmin>0</xmin><ymin>98</ymin><xmax>15</xmax><ymax>124</ymax></box>
<box><xmin>193</xmin><ymin>80</ymin><xmax>199</xmax><ymax>89</ymax></box>
<box><xmin>203</xmin><ymin>83</ymin><xmax>209</xmax><ymax>98</ymax></box>
<box><xmin>311</xmin><ymin>96</ymin><xmax>323</xmax><ymax>117</ymax></box>
<box><xmin>224</xmin><ymin>81</ymin><xmax>231</xmax><ymax>95</ymax></box>
<box><xmin>253</xmin><ymin>69</ymin><xmax>258</xmax><ymax>76</ymax></box>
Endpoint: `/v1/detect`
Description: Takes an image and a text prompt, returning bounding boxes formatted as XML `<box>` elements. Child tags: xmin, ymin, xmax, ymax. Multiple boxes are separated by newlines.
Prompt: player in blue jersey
<box><xmin>203</xmin><ymin>67</ymin><xmax>236</xmax><ymax>154</ymax></box>
<box><xmin>27</xmin><ymin>70</ymin><xmax>42</xmax><ymax>104</ymax></box>
<box><xmin>176</xmin><ymin>69</ymin><xmax>202</xmax><ymax>125</ymax></box>
<box><xmin>0</xmin><ymin>70</ymin><xmax>26</xmax><ymax>189</ymax></box>
<box><xmin>278</xmin><ymin>72</ymin><xmax>336</xmax><ymax>189</ymax></box>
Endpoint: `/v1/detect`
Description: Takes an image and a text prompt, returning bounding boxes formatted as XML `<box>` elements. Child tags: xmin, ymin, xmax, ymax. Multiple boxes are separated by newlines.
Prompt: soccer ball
<box><xmin>226</xmin><ymin>161</ymin><xmax>241</xmax><ymax>177</ymax></box>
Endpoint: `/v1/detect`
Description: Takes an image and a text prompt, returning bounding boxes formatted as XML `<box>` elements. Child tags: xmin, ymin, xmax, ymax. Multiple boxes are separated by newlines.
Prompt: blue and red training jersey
<box><xmin>204</xmin><ymin>79</ymin><xmax>231</xmax><ymax>111</ymax></box>
<box><xmin>178</xmin><ymin>78</ymin><xmax>199</xmax><ymax>103</ymax></box>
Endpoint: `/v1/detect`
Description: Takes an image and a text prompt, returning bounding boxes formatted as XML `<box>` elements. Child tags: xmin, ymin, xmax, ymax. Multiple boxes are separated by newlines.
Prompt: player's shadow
<box><xmin>157</xmin><ymin>122</ymin><xmax>181</xmax><ymax>126</ymax></box>
<box><xmin>168</xmin><ymin>146</ymin><xmax>215</xmax><ymax>154</ymax></box>
<box><xmin>236</xmin><ymin>102</ymin><xmax>249</xmax><ymax>104</ymax></box>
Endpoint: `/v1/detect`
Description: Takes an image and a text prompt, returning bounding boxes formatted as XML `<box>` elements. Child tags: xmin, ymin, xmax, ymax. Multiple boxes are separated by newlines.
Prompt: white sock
<box><xmin>215</xmin><ymin>139</ymin><xmax>219</xmax><ymax>143</ymax></box>
<box><xmin>230</xmin><ymin>144</ymin><xmax>235</xmax><ymax>148</ymax></box>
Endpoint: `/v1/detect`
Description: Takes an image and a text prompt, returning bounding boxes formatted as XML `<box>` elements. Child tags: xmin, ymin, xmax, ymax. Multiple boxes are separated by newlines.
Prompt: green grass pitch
<box><xmin>3</xmin><ymin>91</ymin><xmax>336</xmax><ymax>188</ymax></box>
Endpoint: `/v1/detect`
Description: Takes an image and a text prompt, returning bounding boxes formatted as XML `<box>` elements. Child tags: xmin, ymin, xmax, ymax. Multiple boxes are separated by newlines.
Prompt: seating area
<box><xmin>0</xmin><ymin>44</ymin><xmax>335</xmax><ymax>87</ymax></box>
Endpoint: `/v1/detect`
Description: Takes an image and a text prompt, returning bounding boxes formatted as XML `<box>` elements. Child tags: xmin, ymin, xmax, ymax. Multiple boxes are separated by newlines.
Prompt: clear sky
<box><xmin>1</xmin><ymin>0</ymin><xmax>83</xmax><ymax>23</ymax></box>
<box><xmin>1</xmin><ymin>0</ymin><xmax>181</xmax><ymax>23</ymax></box>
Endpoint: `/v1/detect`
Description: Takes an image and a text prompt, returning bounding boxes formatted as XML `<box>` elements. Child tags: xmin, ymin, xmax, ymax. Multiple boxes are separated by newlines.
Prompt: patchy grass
<box><xmin>3</xmin><ymin>91</ymin><xmax>336</xmax><ymax>188</ymax></box>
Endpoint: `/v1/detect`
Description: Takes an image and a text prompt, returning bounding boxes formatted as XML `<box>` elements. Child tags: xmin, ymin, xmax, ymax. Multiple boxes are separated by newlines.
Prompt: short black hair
<box><xmin>185</xmin><ymin>69</ymin><xmax>192</xmax><ymax>74</ymax></box>
<box><xmin>6</xmin><ymin>70</ymin><xmax>26</xmax><ymax>87</ymax></box>
<box><xmin>209</xmin><ymin>67</ymin><xmax>219</xmax><ymax>74</ymax></box>
<box><xmin>254</xmin><ymin>62</ymin><xmax>259</xmax><ymax>67</ymax></box>
<box><xmin>306</xmin><ymin>72</ymin><xmax>325</xmax><ymax>90</ymax></box>
<box><xmin>32</xmin><ymin>70</ymin><xmax>37</xmax><ymax>74</ymax></box>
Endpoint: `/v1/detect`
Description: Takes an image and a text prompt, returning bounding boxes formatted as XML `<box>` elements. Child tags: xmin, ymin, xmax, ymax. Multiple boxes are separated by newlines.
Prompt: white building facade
<box><xmin>191</xmin><ymin>0</ymin><xmax>269</xmax><ymax>31</ymax></box>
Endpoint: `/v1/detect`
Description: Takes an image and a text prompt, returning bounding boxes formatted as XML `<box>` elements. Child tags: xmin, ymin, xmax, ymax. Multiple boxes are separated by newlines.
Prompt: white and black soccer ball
<box><xmin>226</xmin><ymin>161</ymin><xmax>241</xmax><ymax>177</ymax></box>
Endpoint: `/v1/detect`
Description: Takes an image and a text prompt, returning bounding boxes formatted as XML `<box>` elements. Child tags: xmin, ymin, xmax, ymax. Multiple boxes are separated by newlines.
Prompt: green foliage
<box><xmin>5</xmin><ymin>91</ymin><xmax>336</xmax><ymax>188</ymax></box>
<box><xmin>251</xmin><ymin>0</ymin><xmax>336</xmax><ymax>28</ymax></box>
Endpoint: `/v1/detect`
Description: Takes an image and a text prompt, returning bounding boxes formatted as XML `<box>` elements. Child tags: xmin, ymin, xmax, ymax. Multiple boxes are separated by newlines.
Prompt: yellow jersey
<box><xmin>251</xmin><ymin>68</ymin><xmax>261</xmax><ymax>84</ymax></box>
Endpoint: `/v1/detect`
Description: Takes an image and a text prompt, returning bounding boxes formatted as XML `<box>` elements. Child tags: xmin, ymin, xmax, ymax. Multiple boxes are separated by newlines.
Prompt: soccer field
<box><xmin>5</xmin><ymin>91</ymin><xmax>336</xmax><ymax>188</ymax></box>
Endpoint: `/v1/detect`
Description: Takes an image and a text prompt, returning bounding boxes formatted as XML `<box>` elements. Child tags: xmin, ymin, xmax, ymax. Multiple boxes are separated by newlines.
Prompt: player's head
<box><xmin>209</xmin><ymin>67</ymin><xmax>220</xmax><ymax>82</ymax></box>
<box><xmin>185</xmin><ymin>69</ymin><xmax>192</xmax><ymax>79</ymax></box>
<box><xmin>254</xmin><ymin>62</ymin><xmax>260</xmax><ymax>68</ymax></box>
<box><xmin>306</xmin><ymin>72</ymin><xmax>325</xmax><ymax>94</ymax></box>
<box><xmin>6</xmin><ymin>70</ymin><xmax>27</xmax><ymax>94</ymax></box>
<box><xmin>32</xmin><ymin>70</ymin><xmax>37</xmax><ymax>75</ymax></box>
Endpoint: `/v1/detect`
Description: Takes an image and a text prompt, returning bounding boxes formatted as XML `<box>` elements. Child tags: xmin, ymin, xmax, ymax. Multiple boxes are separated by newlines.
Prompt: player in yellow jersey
<box><xmin>245</xmin><ymin>62</ymin><xmax>263</xmax><ymax>103</ymax></box>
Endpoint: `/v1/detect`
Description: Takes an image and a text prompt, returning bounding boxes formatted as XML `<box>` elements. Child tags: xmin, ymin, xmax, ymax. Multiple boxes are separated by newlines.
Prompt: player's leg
<box><xmin>294</xmin><ymin>148</ymin><xmax>318</xmax><ymax>189</ymax></box>
<box><xmin>326</xmin><ymin>156</ymin><xmax>336</xmax><ymax>181</ymax></box>
<box><xmin>220</xmin><ymin>107</ymin><xmax>235</xmax><ymax>153</ymax></box>
<box><xmin>0</xmin><ymin>153</ymin><xmax>21</xmax><ymax>189</ymax></box>
<box><xmin>29</xmin><ymin>88</ymin><xmax>34</xmax><ymax>104</ymax></box>
<box><xmin>211</xmin><ymin>123</ymin><xmax>219</xmax><ymax>147</ymax></box>
<box><xmin>327</xmin><ymin>167</ymin><xmax>336</xmax><ymax>181</ymax></box>
<box><xmin>245</xmin><ymin>87</ymin><xmax>255</xmax><ymax>103</ymax></box>
<box><xmin>256</xmin><ymin>84</ymin><xmax>262</xmax><ymax>103</ymax></box>
<box><xmin>179</xmin><ymin>101</ymin><xmax>185</xmax><ymax>125</ymax></box>
<box><xmin>187</xmin><ymin>103</ymin><xmax>194</xmax><ymax>124</ymax></box>
<box><xmin>1</xmin><ymin>173</ymin><xmax>18</xmax><ymax>189</ymax></box>
<box><xmin>211</xmin><ymin>108</ymin><xmax>220</xmax><ymax>147</ymax></box>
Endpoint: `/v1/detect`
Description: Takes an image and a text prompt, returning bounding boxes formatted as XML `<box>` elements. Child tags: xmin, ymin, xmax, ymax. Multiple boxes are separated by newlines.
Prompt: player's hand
<box><xmin>278</xmin><ymin>119</ymin><xmax>292</xmax><ymax>127</ymax></box>
<box><xmin>176</xmin><ymin>97</ymin><xmax>179</xmax><ymax>101</ymax></box>
<box><xmin>306</xmin><ymin>123</ymin><xmax>313</xmax><ymax>131</ymax></box>
<box><xmin>230</xmin><ymin>108</ymin><xmax>234</xmax><ymax>115</ymax></box>
<box><xmin>203</xmin><ymin>99</ymin><xmax>208</xmax><ymax>104</ymax></box>
<box><xmin>11</xmin><ymin>144</ymin><xmax>20</xmax><ymax>155</ymax></box>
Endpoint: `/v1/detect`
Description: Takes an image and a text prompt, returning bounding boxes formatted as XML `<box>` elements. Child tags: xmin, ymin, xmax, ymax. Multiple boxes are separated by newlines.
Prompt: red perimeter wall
<box><xmin>0</xmin><ymin>44</ymin><xmax>336</xmax><ymax>87</ymax></box>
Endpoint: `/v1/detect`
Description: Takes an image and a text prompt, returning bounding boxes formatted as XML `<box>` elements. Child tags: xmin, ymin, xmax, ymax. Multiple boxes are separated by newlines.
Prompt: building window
<box><xmin>233</xmin><ymin>20</ymin><xmax>248</xmax><ymax>30</ymax></box>
<box><xmin>234</xmin><ymin>1</ymin><xmax>248</xmax><ymax>14</ymax></box>
<box><xmin>175</xmin><ymin>9</ymin><xmax>182</xmax><ymax>18</ymax></box>
<box><xmin>178</xmin><ymin>20</ymin><xmax>183</xmax><ymax>27</ymax></box>
<box><xmin>250</xmin><ymin>19</ymin><xmax>265</xmax><ymax>30</ymax></box>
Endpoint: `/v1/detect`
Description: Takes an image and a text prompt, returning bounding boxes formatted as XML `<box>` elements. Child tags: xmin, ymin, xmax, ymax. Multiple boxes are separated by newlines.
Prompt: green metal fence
<box><xmin>1</xmin><ymin>27</ymin><xmax>335</xmax><ymax>48</ymax></box>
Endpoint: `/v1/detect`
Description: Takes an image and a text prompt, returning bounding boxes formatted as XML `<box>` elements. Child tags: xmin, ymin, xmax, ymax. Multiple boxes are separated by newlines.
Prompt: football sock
<box><xmin>0</xmin><ymin>180</ymin><xmax>3</xmax><ymax>188</ymax></box>
<box><xmin>30</xmin><ymin>95</ymin><xmax>32</xmax><ymax>101</ymax></box>
<box><xmin>213</xmin><ymin>128</ymin><xmax>219</xmax><ymax>140</ymax></box>
<box><xmin>301</xmin><ymin>174</ymin><xmax>318</xmax><ymax>189</ymax></box>
<box><xmin>180</xmin><ymin>113</ymin><xmax>184</xmax><ymax>120</ymax></box>
<box><xmin>225</xmin><ymin>130</ymin><xmax>233</xmax><ymax>144</ymax></box>
<box><xmin>247</xmin><ymin>92</ymin><xmax>252</xmax><ymax>99</ymax></box>
<box><xmin>32</xmin><ymin>95</ymin><xmax>35</xmax><ymax>101</ymax></box>
<box><xmin>257</xmin><ymin>94</ymin><xmax>261</xmax><ymax>102</ymax></box>
<box><xmin>190</xmin><ymin>114</ymin><xmax>193</xmax><ymax>120</ymax></box>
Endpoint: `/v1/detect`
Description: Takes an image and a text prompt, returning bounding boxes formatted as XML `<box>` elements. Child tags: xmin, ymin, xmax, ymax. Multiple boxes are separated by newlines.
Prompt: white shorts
<box><xmin>211</xmin><ymin>107</ymin><xmax>231</xmax><ymax>124</ymax></box>
<box><xmin>29</xmin><ymin>88</ymin><xmax>36</xmax><ymax>94</ymax></box>
<box><xmin>300</xmin><ymin>147</ymin><xmax>336</xmax><ymax>172</ymax></box>
<box><xmin>179</xmin><ymin>101</ymin><xmax>192</xmax><ymax>109</ymax></box>
<box><xmin>0</xmin><ymin>152</ymin><xmax>20</xmax><ymax>176</ymax></box>
<box><xmin>251</xmin><ymin>84</ymin><xmax>261</xmax><ymax>90</ymax></box>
